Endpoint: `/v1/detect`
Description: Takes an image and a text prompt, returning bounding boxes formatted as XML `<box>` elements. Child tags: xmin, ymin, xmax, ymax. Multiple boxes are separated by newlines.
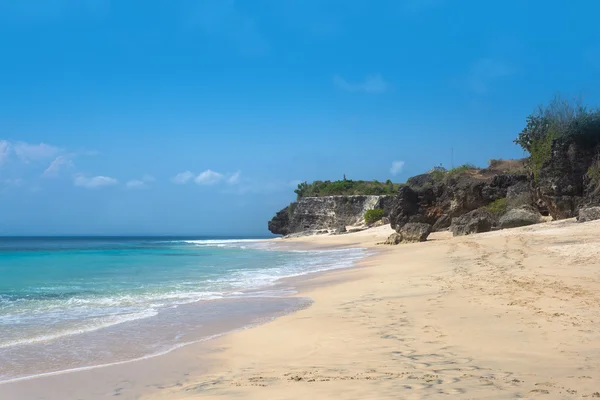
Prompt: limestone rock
<box><xmin>268</xmin><ymin>195</ymin><xmax>393</xmax><ymax>236</ymax></box>
<box><xmin>577</xmin><ymin>206</ymin><xmax>600</xmax><ymax>223</ymax></box>
<box><xmin>535</xmin><ymin>137</ymin><xmax>599</xmax><ymax>219</ymax></box>
<box><xmin>399</xmin><ymin>223</ymin><xmax>432</xmax><ymax>242</ymax></box>
<box><xmin>499</xmin><ymin>206</ymin><xmax>542</xmax><ymax>229</ymax></box>
<box><xmin>506</xmin><ymin>180</ymin><xmax>534</xmax><ymax>209</ymax></box>
<box><xmin>369</xmin><ymin>219</ymin><xmax>385</xmax><ymax>227</ymax></box>
<box><xmin>450</xmin><ymin>209</ymin><xmax>496</xmax><ymax>236</ymax></box>
<box><xmin>432</xmin><ymin>214</ymin><xmax>451</xmax><ymax>231</ymax></box>
<box><xmin>382</xmin><ymin>232</ymin><xmax>403</xmax><ymax>245</ymax></box>
<box><xmin>267</xmin><ymin>206</ymin><xmax>291</xmax><ymax>236</ymax></box>
<box><xmin>389</xmin><ymin>186</ymin><xmax>421</xmax><ymax>230</ymax></box>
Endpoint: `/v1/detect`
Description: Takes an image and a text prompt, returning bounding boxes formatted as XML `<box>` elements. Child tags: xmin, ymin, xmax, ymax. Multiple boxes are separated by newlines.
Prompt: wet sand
<box><xmin>4</xmin><ymin>221</ymin><xmax>600</xmax><ymax>399</ymax></box>
<box><xmin>149</xmin><ymin>221</ymin><xmax>600</xmax><ymax>399</ymax></box>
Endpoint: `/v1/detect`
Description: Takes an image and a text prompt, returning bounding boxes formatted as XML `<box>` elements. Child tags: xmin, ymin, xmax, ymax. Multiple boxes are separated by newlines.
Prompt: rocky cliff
<box><xmin>268</xmin><ymin>136</ymin><xmax>600</xmax><ymax>237</ymax></box>
<box><xmin>535</xmin><ymin>136</ymin><xmax>600</xmax><ymax>219</ymax></box>
<box><xmin>268</xmin><ymin>195</ymin><xmax>394</xmax><ymax>236</ymax></box>
<box><xmin>389</xmin><ymin>169</ymin><xmax>531</xmax><ymax>232</ymax></box>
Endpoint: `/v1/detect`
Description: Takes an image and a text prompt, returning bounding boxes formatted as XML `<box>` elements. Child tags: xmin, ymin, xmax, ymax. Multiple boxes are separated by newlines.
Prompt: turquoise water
<box><xmin>0</xmin><ymin>237</ymin><xmax>365</xmax><ymax>382</ymax></box>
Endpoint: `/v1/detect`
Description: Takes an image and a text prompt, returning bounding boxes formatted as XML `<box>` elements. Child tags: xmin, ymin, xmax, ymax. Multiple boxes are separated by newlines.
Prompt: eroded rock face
<box><xmin>267</xmin><ymin>206</ymin><xmax>291</xmax><ymax>236</ymax></box>
<box><xmin>577</xmin><ymin>207</ymin><xmax>600</xmax><ymax>223</ymax></box>
<box><xmin>389</xmin><ymin>187</ymin><xmax>423</xmax><ymax>230</ymax></box>
<box><xmin>507</xmin><ymin>180</ymin><xmax>533</xmax><ymax>208</ymax></box>
<box><xmin>499</xmin><ymin>206</ymin><xmax>542</xmax><ymax>229</ymax></box>
<box><xmin>399</xmin><ymin>223</ymin><xmax>432</xmax><ymax>242</ymax></box>
<box><xmin>391</xmin><ymin>172</ymin><xmax>530</xmax><ymax>233</ymax></box>
<box><xmin>450</xmin><ymin>209</ymin><xmax>496</xmax><ymax>236</ymax></box>
<box><xmin>535</xmin><ymin>137</ymin><xmax>599</xmax><ymax>219</ymax></box>
<box><xmin>270</xmin><ymin>146</ymin><xmax>600</xmax><ymax>236</ymax></box>
<box><xmin>268</xmin><ymin>195</ymin><xmax>393</xmax><ymax>236</ymax></box>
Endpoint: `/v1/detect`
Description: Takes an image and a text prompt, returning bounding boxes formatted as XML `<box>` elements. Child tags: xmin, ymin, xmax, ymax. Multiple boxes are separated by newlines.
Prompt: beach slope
<box><xmin>153</xmin><ymin>221</ymin><xmax>600</xmax><ymax>399</ymax></box>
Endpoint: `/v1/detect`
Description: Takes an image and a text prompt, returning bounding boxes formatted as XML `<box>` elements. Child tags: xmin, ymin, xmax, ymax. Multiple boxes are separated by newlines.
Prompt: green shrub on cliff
<box><xmin>587</xmin><ymin>157</ymin><xmax>600</xmax><ymax>183</ymax></box>
<box><xmin>294</xmin><ymin>179</ymin><xmax>402</xmax><ymax>199</ymax></box>
<box><xmin>529</xmin><ymin>130</ymin><xmax>556</xmax><ymax>182</ymax></box>
<box><xmin>514</xmin><ymin>95</ymin><xmax>600</xmax><ymax>179</ymax></box>
<box><xmin>484</xmin><ymin>198</ymin><xmax>508</xmax><ymax>216</ymax></box>
<box><xmin>364</xmin><ymin>208</ymin><xmax>385</xmax><ymax>224</ymax></box>
<box><xmin>447</xmin><ymin>163</ymin><xmax>478</xmax><ymax>176</ymax></box>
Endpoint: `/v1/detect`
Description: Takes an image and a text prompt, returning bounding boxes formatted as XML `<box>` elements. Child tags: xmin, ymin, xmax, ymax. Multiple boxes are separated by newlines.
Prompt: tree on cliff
<box><xmin>514</xmin><ymin>95</ymin><xmax>600</xmax><ymax>180</ymax></box>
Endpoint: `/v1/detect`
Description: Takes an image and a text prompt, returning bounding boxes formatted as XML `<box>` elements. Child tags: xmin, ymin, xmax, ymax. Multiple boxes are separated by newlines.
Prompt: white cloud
<box><xmin>0</xmin><ymin>140</ymin><xmax>63</xmax><ymax>165</ymax></box>
<box><xmin>390</xmin><ymin>160</ymin><xmax>405</xmax><ymax>175</ymax></box>
<box><xmin>74</xmin><ymin>175</ymin><xmax>118</xmax><ymax>189</ymax></box>
<box><xmin>333</xmin><ymin>74</ymin><xmax>390</xmax><ymax>93</ymax></box>
<box><xmin>42</xmin><ymin>155</ymin><xmax>74</xmax><ymax>178</ymax></box>
<box><xmin>171</xmin><ymin>171</ymin><xmax>195</xmax><ymax>184</ymax></box>
<box><xmin>227</xmin><ymin>171</ymin><xmax>241</xmax><ymax>184</ymax></box>
<box><xmin>0</xmin><ymin>140</ymin><xmax>10</xmax><ymax>165</ymax></box>
<box><xmin>195</xmin><ymin>169</ymin><xmax>223</xmax><ymax>185</ymax></box>
<box><xmin>126</xmin><ymin>175</ymin><xmax>155</xmax><ymax>189</ymax></box>
<box><xmin>13</xmin><ymin>142</ymin><xmax>61</xmax><ymax>163</ymax></box>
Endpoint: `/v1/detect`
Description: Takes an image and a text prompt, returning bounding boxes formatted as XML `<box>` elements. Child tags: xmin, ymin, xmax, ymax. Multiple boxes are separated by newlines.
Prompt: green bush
<box><xmin>488</xmin><ymin>158</ymin><xmax>503</xmax><ymax>168</ymax></box>
<box><xmin>294</xmin><ymin>179</ymin><xmax>402</xmax><ymax>199</ymax></box>
<box><xmin>364</xmin><ymin>208</ymin><xmax>385</xmax><ymax>224</ymax></box>
<box><xmin>530</xmin><ymin>130</ymin><xmax>556</xmax><ymax>182</ymax></box>
<box><xmin>514</xmin><ymin>94</ymin><xmax>600</xmax><ymax>179</ymax></box>
<box><xmin>484</xmin><ymin>198</ymin><xmax>508</xmax><ymax>216</ymax></box>
<box><xmin>587</xmin><ymin>158</ymin><xmax>600</xmax><ymax>183</ymax></box>
<box><xmin>447</xmin><ymin>163</ymin><xmax>478</xmax><ymax>176</ymax></box>
<box><xmin>430</xmin><ymin>169</ymin><xmax>447</xmax><ymax>182</ymax></box>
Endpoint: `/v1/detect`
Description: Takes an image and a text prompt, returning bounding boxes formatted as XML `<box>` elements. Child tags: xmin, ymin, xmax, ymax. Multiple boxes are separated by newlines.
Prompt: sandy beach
<box><xmin>150</xmin><ymin>221</ymin><xmax>600</xmax><ymax>400</ymax></box>
<box><xmin>3</xmin><ymin>221</ymin><xmax>600</xmax><ymax>399</ymax></box>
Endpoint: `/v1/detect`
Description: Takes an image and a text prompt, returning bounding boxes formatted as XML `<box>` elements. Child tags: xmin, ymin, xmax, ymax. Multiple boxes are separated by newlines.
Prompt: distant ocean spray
<box><xmin>0</xmin><ymin>236</ymin><xmax>365</xmax><ymax>383</ymax></box>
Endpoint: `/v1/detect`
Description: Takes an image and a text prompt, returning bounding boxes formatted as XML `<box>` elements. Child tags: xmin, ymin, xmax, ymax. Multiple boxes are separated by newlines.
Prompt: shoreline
<box><xmin>0</xmin><ymin>297</ymin><xmax>313</xmax><ymax>387</ymax></box>
<box><xmin>0</xmin><ymin>233</ymin><xmax>380</xmax><ymax>399</ymax></box>
<box><xmin>150</xmin><ymin>219</ymin><xmax>600</xmax><ymax>399</ymax></box>
<box><xmin>4</xmin><ymin>221</ymin><xmax>600</xmax><ymax>399</ymax></box>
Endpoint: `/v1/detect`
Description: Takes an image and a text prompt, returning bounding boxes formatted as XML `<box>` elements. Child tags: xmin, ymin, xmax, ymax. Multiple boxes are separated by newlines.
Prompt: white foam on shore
<box><xmin>0</xmin><ymin>309</ymin><xmax>159</xmax><ymax>349</ymax></box>
<box><xmin>0</xmin><ymin>299</ymin><xmax>312</xmax><ymax>386</ymax></box>
<box><xmin>180</xmin><ymin>239</ymin><xmax>270</xmax><ymax>247</ymax></box>
<box><xmin>1</xmin><ymin>246</ymin><xmax>365</xmax><ymax>350</ymax></box>
<box><xmin>0</xmin><ymin>331</ymin><xmax>229</xmax><ymax>386</ymax></box>
<box><xmin>0</xmin><ymin>242</ymin><xmax>368</xmax><ymax>384</ymax></box>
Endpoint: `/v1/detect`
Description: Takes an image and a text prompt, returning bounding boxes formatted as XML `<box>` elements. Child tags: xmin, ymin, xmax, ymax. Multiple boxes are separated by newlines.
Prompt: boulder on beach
<box><xmin>399</xmin><ymin>222</ymin><xmax>432</xmax><ymax>242</ymax></box>
<box><xmin>499</xmin><ymin>206</ymin><xmax>542</xmax><ymax>229</ymax></box>
<box><xmin>577</xmin><ymin>206</ymin><xmax>600</xmax><ymax>223</ymax></box>
<box><xmin>450</xmin><ymin>209</ymin><xmax>496</xmax><ymax>236</ymax></box>
<box><xmin>381</xmin><ymin>232</ymin><xmax>403</xmax><ymax>245</ymax></box>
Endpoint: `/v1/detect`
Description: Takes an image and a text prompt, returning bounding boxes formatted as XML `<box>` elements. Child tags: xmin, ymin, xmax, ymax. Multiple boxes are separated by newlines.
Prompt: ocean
<box><xmin>0</xmin><ymin>236</ymin><xmax>366</xmax><ymax>383</ymax></box>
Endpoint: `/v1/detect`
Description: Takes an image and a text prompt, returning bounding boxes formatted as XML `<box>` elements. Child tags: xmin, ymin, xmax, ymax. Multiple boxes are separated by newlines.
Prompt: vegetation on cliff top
<box><xmin>294</xmin><ymin>179</ymin><xmax>402</xmax><ymax>199</ymax></box>
<box><xmin>514</xmin><ymin>95</ymin><xmax>600</xmax><ymax>181</ymax></box>
<box><xmin>291</xmin><ymin>96</ymin><xmax>600</xmax><ymax>201</ymax></box>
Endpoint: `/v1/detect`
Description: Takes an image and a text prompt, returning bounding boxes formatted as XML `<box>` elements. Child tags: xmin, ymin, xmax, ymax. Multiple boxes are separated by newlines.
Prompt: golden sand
<box><xmin>150</xmin><ymin>220</ymin><xmax>600</xmax><ymax>399</ymax></box>
<box><xmin>3</xmin><ymin>220</ymin><xmax>600</xmax><ymax>399</ymax></box>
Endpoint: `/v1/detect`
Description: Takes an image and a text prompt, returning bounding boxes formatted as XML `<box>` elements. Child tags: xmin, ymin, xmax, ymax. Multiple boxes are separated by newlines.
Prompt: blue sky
<box><xmin>1</xmin><ymin>0</ymin><xmax>600</xmax><ymax>235</ymax></box>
